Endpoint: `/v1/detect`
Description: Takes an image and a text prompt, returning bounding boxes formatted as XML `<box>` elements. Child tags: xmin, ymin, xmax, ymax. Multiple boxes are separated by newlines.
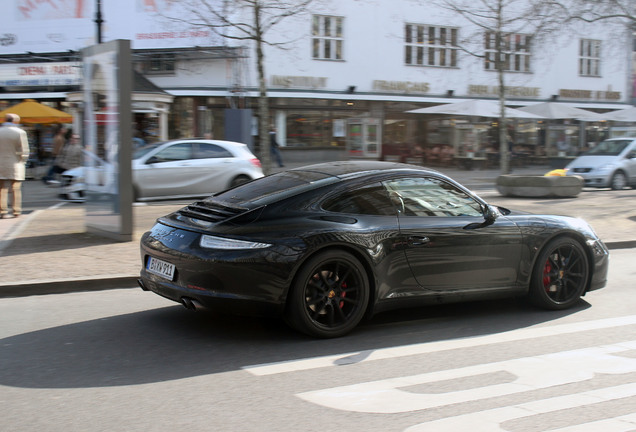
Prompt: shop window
<box><xmin>579</xmin><ymin>39</ymin><xmax>601</xmax><ymax>77</ymax></box>
<box><xmin>484</xmin><ymin>32</ymin><xmax>531</xmax><ymax>72</ymax></box>
<box><xmin>404</xmin><ymin>24</ymin><xmax>458</xmax><ymax>67</ymax></box>
<box><xmin>312</xmin><ymin>15</ymin><xmax>344</xmax><ymax>60</ymax></box>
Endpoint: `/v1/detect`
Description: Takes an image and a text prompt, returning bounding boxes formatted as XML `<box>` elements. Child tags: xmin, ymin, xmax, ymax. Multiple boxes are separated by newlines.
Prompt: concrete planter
<box><xmin>496</xmin><ymin>175</ymin><xmax>583</xmax><ymax>198</ymax></box>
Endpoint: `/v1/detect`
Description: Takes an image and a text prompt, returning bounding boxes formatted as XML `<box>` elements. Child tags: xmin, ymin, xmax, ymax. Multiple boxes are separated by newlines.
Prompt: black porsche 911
<box><xmin>138</xmin><ymin>161</ymin><xmax>609</xmax><ymax>338</ymax></box>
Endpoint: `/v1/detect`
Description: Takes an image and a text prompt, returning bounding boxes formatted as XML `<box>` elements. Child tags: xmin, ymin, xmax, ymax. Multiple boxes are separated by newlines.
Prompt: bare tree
<box><xmin>161</xmin><ymin>0</ymin><xmax>315</xmax><ymax>174</ymax></box>
<box><xmin>548</xmin><ymin>0</ymin><xmax>636</xmax><ymax>24</ymax></box>
<box><xmin>431</xmin><ymin>0</ymin><xmax>563</xmax><ymax>173</ymax></box>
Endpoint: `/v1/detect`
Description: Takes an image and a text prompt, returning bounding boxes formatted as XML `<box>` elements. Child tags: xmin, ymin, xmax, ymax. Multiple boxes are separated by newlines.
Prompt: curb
<box><xmin>604</xmin><ymin>240</ymin><xmax>636</xmax><ymax>251</ymax></box>
<box><xmin>0</xmin><ymin>238</ymin><xmax>633</xmax><ymax>299</ymax></box>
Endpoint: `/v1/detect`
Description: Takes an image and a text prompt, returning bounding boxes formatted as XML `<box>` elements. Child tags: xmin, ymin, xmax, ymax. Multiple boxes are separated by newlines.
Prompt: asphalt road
<box><xmin>1</xmin><ymin>249</ymin><xmax>635</xmax><ymax>431</ymax></box>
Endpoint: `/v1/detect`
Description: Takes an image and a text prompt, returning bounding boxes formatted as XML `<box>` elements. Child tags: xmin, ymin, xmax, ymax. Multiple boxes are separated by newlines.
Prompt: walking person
<box><xmin>269</xmin><ymin>127</ymin><xmax>284</xmax><ymax>168</ymax></box>
<box><xmin>42</xmin><ymin>133</ymin><xmax>83</xmax><ymax>184</ymax></box>
<box><xmin>43</xmin><ymin>126</ymin><xmax>68</xmax><ymax>183</ymax></box>
<box><xmin>51</xmin><ymin>126</ymin><xmax>67</xmax><ymax>161</ymax></box>
<box><xmin>0</xmin><ymin>113</ymin><xmax>30</xmax><ymax>219</ymax></box>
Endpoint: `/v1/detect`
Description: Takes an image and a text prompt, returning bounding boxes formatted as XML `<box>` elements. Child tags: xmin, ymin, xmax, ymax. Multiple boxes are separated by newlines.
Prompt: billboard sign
<box><xmin>0</xmin><ymin>62</ymin><xmax>82</xmax><ymax>87</ymax></box>
<box><xmin>0</xmin><ymin>0</ymin><xmax>224</xmax><ymax>55</ymax></box>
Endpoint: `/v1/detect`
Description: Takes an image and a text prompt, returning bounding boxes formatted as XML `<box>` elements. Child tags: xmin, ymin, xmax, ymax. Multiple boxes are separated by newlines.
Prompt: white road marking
<box><xmin>243</xmin><ymin>315</ymin><xmax>636</xmax><ymax>376</ymax></box>
<box><xmin>404</xmin><ymin>384</ymin><xmax>636</xmax><ymax>432</ymax></box>
<box><xmin>297</xmin><ymin>341</ymin><xmax>636</xmax><ymax>413</ymax></box>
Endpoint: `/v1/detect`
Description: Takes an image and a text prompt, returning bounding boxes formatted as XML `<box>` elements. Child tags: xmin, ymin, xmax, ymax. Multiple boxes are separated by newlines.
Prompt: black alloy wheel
<box><xmin>286</xmin><ymin>250</ymin><xmax>369</xmax><ymax>338</ymax></box>
<box><xmin>529</xmin><ymin>237</ymin><xmax>589</xmax><ymax>310</ymax></box>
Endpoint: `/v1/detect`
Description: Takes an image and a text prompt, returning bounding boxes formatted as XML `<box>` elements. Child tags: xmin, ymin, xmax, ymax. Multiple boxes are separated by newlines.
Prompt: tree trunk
<box><xmin>496</xmin><ymin>0</ymin><xmax>510</xmax><ymax>175</ymax></box>
<box><xmin>254</xmin><ymin>2</ymin><xmax>272</xmax><ymax>174</ymax></box>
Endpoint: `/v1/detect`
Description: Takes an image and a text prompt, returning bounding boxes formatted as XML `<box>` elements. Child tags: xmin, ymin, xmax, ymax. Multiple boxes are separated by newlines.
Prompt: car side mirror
<box><xmin>484</xmin><ymin>204</ymin><xmax>500</xmax><ymax>223</ymax></box>
<box><xmin>146</xmin><ymin>156</ymin><xmax>159</xmax><ymax>164</ymax></box>
<box><xmin>464</xmin><ymin>204</ymin><xmax>499</xmax><ymax>230</ymax></box>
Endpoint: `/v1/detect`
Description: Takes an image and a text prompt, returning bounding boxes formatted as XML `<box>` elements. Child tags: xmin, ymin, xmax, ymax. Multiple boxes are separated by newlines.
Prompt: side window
<box><xmin>384</xmin><ymin>177</ymin><xmax>483</xmax><ymax>217</ymax></box>
<box><xmin>323</xmin><ymin>183</ymin><xmax>396</xmax><ymax>216</ymax></box>
<box><xmin>197</xmin><ymin>143</ymin><xmax>233</xmax><ymax>159</ymax></box>
<box><xmin>151</xmin><ymin>143</ymin><xmax>192</xmax><ymax>163</ymax></box>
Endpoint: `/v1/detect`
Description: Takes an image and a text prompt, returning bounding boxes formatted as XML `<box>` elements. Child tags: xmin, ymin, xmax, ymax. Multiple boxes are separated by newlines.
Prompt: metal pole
<box><xmin>95</xmin><ymin>0</ymin><xmax>103</xmax><ymax>44</ymax></box>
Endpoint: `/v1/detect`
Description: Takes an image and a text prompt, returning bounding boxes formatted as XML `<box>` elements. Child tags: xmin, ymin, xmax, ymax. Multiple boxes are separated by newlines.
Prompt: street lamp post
<box><xmin>95</xmin><ymin>0</ymin><xmax>104</xmax><ymax>44</ymax></box>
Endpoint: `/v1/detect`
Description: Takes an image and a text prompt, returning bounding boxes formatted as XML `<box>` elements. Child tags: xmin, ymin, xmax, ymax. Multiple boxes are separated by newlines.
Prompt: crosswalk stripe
<box><xmin>243</xmin><ymin>315</ymin><xmax>636</xmax><ymax>376</ymax></box>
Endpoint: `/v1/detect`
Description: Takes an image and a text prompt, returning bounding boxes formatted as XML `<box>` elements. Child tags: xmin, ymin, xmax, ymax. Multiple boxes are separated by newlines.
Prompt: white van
<box><xmin>566</xmin><ymin>137</ymin><xmax>636</xmax><ymax>189</ymax></box>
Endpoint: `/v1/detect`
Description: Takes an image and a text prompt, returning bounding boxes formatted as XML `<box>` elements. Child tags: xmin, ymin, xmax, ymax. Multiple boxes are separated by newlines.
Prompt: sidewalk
<box><xmin>1</xmin><ymin>162</ymin><xmax>635</xmax><ymax>298</ymax></box>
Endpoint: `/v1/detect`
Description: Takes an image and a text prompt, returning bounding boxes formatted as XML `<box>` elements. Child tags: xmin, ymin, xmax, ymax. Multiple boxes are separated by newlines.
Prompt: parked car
<box><xmin>566</xmin><ymin>137</ymin><xmax>636</xmax><ymax>189</ymax></box>
<box><xmin>138</xmin><ymin>161</ymin><xmax>609</xmax><ymax>338</ymax></box>
<box><xmin>59</xmin><ymin>139</ymin><xmax>263</xmax><ymax>202</ymax></box>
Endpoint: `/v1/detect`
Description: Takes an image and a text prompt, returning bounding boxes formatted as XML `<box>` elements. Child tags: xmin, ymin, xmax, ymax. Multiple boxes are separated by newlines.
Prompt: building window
<box><xmin>579</xmin><ymin>39</ymin><xmax>601</xmax><ymax>77</ymax></box>
<box><xmin>312</xmin><ymin>15</ymin><xmax>343</xmax><ymax>60</ymax></box>
<box><xmin>404</xmin><ymin>24</ymin><xmax>458</xmax><ymax>67</ymax></box>
<box><xmin>484</xmin><ymin>32</ymin><xmax>531</xmax><ymax>72</ymax></box>
<box><xmin>141</xmin><ymin>53</ymin><xmax>176</xmax><ymax>75</ymax></box>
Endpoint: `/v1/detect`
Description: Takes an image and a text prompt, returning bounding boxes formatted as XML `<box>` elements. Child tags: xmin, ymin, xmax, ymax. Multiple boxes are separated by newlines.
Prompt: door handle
<box><xmin>408</xmin><ymin>236</ymin><xmax>431</xmax><ymax>246</ymax></box>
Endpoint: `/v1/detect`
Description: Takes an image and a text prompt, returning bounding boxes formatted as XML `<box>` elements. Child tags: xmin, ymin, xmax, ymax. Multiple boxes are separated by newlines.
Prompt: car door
<box><xmin>134</xmin><ymin>142</ymin><xmax>195</xmax><ymax>197</ymax></box>
<box><xmin>189</xmin><ymin>142</ymin><xmax>237</xmax><ymax>193</ymax></box>
<box><xmin>385</xmin><ymin>176</ymin><xmax>523</xmax><ymax>292</ymax></box>
<box><xmin>321</xmin><ymin>182</ymin><xmax>415</xmax><ymax>300</ymax></box>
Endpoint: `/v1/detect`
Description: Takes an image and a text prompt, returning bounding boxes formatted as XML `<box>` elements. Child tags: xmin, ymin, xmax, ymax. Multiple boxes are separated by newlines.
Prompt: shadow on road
<box><xmin>0</xmin><ymin>297</ymin><xmax>588</xmax><ymax>389</ymax></box>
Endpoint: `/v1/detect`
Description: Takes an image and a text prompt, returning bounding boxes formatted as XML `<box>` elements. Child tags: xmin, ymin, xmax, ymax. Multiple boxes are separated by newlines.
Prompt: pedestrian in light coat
<box><xmin>0</xmin><ymin>113</ymin><xmax>30</xmax><ymax>218</ymax></box>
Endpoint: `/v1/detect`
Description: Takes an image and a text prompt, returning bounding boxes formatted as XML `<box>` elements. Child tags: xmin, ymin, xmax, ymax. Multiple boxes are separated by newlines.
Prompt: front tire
<box><xmin>529</xmin><ymin>237</ymin><xmax>589</xmax><ymax>310</ymax></box>
<box><xmin>610</xmin><ymin>171</ymin><xmax>627</xmax><ymax>190</ymax></box>
<box><xmin>286</xmin><ymin>250</ymin><xmax>369</xmax><ymax>338</ymax></box>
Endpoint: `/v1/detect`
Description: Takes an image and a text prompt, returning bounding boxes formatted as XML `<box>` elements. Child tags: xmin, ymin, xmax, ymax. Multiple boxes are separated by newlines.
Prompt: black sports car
<box><xmin>138</xmin><ymin>161</ymin><xmax>609</xmax><ymax>338</ymax></box>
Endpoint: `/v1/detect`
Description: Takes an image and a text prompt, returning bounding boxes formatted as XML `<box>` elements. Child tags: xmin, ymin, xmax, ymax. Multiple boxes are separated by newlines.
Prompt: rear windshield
<box><xmin>585</xmin><ymin>140</ymin><xmax>630</xmax><ymax>156</ymax></box>
<box><xmin>208</xmin><ymin>170</ymin><xmax>339</xmax><ymax>206</ymax></box>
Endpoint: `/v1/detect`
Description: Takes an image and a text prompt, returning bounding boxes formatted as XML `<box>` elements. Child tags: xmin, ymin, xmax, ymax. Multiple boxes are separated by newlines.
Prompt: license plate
<box><xmin>147</xmin><ymin>257</ymin><xmax>176</xmax><ymax>280</ymax></box>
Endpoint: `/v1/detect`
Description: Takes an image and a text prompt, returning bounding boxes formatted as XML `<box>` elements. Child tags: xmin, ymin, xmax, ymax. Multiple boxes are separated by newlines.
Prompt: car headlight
<box><xmin>587</xmin><ymin>239</ymin><xmax>609</xmax><ymax>256</ymax></box>
<box><xmin>595</xmin><ymin>164</ymin><xmax>613</xmax><ymax>174</ymax></box>
<box><xmin>200</xmin><ymin>235</ymin><xmax>271</xmax><ymax>250</ymax></box>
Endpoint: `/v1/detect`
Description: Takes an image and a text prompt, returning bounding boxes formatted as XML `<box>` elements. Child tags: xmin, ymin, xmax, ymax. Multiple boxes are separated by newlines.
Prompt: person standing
<box><xmin>0</xmin><ymin>113</ymin><xmax>30</xmax><ymax>218</ymax></box>
<box><xmin>269</xmin><ymin>127</ymin><xmax>284</xmax><ymax>168</ymax></box>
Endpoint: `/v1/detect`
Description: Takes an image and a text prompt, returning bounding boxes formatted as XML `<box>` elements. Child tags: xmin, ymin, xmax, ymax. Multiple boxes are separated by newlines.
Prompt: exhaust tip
<box><xmin>181</xmin><ymin>297</ymin><xmax>204</xmax><ymax>311</ymax></box>
<box><xmin>181</xmin><ymin>297</ymin><xmax>195</xmax><ymax>310</ymax></box>
<box><xmin>138</xmin><ymin>279</ymin><xmax>148</xmax><ymax>291</ymax></box>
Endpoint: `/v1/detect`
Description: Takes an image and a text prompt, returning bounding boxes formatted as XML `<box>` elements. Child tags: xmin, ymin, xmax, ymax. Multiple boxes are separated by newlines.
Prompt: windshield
<box><xmin>585</xmin><ymin>139</ymin><xmax>630</xmax><ymax>156</ymax></box>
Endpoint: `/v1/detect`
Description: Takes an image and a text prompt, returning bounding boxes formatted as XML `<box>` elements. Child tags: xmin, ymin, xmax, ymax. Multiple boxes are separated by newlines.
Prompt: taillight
<box><xmin>250</xmin><ymin>158</ymin><xmax>262</xmax><ymax>168</ymax></box>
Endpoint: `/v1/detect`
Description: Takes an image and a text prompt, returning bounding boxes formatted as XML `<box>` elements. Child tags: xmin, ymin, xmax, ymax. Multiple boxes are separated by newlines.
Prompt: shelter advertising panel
<box><xmin>82</xmin><ymin>39</ymin><xmax>132</xmax><ymax>241</ymax></box>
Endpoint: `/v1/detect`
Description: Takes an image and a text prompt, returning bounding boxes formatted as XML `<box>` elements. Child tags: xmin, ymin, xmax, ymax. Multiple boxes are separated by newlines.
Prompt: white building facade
<box><xmin>0</xmin><ymin>0</ymin><xmax>632</xmax><ymax>163</ymax></box>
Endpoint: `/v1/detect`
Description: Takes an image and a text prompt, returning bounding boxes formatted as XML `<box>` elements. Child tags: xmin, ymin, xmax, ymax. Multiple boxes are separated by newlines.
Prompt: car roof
<box><xmin>208</xmin><ymin>161</ymin><xmax>446</xmax><ymax>208</ymax></box>
<box><xmin>287</xmin><ymin>160</ymin><xmax>440</xmax><ymax>179</ymax></box>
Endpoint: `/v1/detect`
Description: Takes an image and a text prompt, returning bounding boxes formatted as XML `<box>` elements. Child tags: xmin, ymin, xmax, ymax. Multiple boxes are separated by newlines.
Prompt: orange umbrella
<box><xmin>0</xmin><ymin>99</ymin><xmax>72</xmax><ymax>124</ymax></box>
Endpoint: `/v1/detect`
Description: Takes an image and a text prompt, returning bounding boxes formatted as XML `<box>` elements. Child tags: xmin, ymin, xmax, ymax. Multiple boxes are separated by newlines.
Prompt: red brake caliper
<box><xmin>340</xmin><ymin>283</ymin><xmax>347</xmax><ymax>308</ymax></box>
<box><xmin>542</xmin><ymin>261</ymin><xmax>552</xmax><ymax>291</ymax></box>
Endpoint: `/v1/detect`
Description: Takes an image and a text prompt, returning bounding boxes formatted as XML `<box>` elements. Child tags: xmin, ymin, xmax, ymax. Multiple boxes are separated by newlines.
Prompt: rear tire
<box><xmin>529</xmin><ymin>237</ymin><xmax>589</xmax><ymax>310</ymax></box>
<box><xmin>230</xmin><ymin>175</ymin><xmax>250</xmax><ymax>188</ymax></box>
<box><xmin>286</xmin><ymin>250</ymin><xmax>369</xmax><ymax>338</ymax></box>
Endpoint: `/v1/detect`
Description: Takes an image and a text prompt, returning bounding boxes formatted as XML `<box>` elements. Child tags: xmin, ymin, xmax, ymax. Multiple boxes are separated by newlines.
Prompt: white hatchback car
<box><xmin>60</xmin><ymin>139</ymin><xmax>264</xmax><ymax>202</ymax></box>
<box><xmin>566</xmin><ymin>137</ymin><xmax>636</xmax><ymax>190</ymax></box>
